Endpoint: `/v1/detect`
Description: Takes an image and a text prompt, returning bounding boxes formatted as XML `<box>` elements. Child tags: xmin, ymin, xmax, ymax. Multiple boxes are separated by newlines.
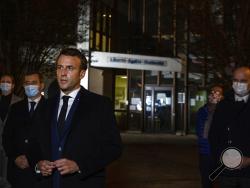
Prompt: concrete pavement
<box><xmin>107</xmin><ymin>133</ymin><xmax>201</xmax><ymax>188</ymax></box>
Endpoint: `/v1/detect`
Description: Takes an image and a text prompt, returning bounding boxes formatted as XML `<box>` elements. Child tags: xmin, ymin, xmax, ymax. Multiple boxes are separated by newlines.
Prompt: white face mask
<box><xmin>232</xmin><ymin>82</ymin><xmax>249</xmax><ymax>96</ymax></box>
<box><xmin>0</xmin><ymin>83</ymin><xmax>12</xmax><ymax>95</ymax></box>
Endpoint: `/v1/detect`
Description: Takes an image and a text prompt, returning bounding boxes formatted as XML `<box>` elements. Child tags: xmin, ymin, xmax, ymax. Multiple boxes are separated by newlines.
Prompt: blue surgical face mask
<box><xmin>0</xmin><ymin>83</ymin><xmax>12</xmax><ymax>95</ymax></box>
<box><xmin>24</xmin><ymin>85</ymin><xmax>39</xmax><ymax>98</ymax></box>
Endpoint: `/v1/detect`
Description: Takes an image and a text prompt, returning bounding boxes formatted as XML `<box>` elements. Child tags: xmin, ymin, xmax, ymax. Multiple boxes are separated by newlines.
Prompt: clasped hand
<box><xmin>37</xmin><ymin>158</ymin><xmax>79</xmax><ymax>176</ymax></box>
<box><xmin>15</xmin><ymin>155</ymin><xmax>29</xmax><ymax>169</ymax></box>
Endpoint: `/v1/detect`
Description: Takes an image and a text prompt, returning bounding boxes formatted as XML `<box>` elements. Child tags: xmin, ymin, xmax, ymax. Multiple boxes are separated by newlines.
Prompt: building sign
<box><xmin>91</xmin><ymin>51</ymin><xmax>182</xmax><ymax>72</ymax></box>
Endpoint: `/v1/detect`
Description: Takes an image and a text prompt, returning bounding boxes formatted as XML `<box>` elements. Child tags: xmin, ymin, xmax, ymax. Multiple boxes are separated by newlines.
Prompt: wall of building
<box><xmin>88</xmin><ymin>67</ymin><xmax>114</xmax><ymax>100</ymax></box>
<box><xmin>88</xmin><ymin>67</ymin><xmax>104</xmax><ymax>95</ymax></box>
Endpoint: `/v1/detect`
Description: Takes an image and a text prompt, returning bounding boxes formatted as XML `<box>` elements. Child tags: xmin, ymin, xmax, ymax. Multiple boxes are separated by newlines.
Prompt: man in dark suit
<box><xmin>209</xmin><ymin>67</ymin><xmax>250</xmax><ymax>187</ymax></box>
<box><xmin>3</xmin><ymin>71</ymin><xmax>45</xmax><ymax>188</ymax></box>
<box><xmin>29</xmin><ymin>48</ymin><xmax>122</xmax><ymax>188</ymax></box>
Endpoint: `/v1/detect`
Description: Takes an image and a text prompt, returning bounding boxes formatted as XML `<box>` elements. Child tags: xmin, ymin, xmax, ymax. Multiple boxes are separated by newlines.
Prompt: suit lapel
<box><xmin>60</xmin><ymin>90</ymin><xmax>81</xmax><ymax>138</ymax></box>
<box><xmin>62</xmin><ymin>88</ymin><xmax>90</xmax><ymax>151</ymax></box>
<box><xmin>31</xmin><ymin>97</ymin><xmax>45</xmax><ymax>119</ymax></box>
<box><xmin>24</xmin><ymin>99</ymin><xmax>31</xmax><ymax>119</ymax></box>
<box><xmin>62</xmin><ymin>88</ymin><xmax>90</xmax><ymax>136</ymax></box>
<box><xmin>50</xmin><ymin>88</ymin><xmax>90</xmax><ymax>157</ymax></box>
<box><xmin>46</xmin><ymin>96</ymin><xmax>60</xmax><ymax>160</ymax></box>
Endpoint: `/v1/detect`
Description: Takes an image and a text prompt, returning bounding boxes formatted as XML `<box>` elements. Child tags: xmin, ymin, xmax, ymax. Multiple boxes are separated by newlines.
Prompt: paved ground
<box><xmin>107</xmin><ymin>133</ymin><xmax>201</xmax><ymax>188</ymax></box>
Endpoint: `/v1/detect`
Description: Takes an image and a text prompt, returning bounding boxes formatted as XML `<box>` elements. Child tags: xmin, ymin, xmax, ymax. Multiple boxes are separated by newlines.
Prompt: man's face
<box><xmin>233</xmin><ymin>69</ymin><xmax>250</xmax><ymax>90</ymax></box>
<box><xmin>56</xmin><ymin>55</ymin><xmax>85</xmax><ymax>94</ymax></box>
<box><xmin>23</xmin><ymin>74</ymin><xmax>44</xmax><ymax>98</ymax></box>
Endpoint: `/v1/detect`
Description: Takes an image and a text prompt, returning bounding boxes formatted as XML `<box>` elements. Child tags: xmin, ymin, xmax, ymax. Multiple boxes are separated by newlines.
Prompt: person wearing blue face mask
<box><xmin>2</xmin><ymin>71</ymin><xmax>45</xmax><ymax>188</ymax></box>
<box><xmin>209</xmin><ymin>67</ymin><xmax>250</xmax><ymax>188</ymax></box>
<box><xmin>0</xmin><ymin>74</ymin><xmax>21</xmax><ymax>188</ymax></box>
<box><xmin>0</xmin><ymin>74</ymin><xmax>21</xmax><ymax>122</ymax></box>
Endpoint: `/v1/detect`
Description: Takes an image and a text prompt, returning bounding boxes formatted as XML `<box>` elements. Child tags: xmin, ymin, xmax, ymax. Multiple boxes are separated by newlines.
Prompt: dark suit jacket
<box><xmin>209</xmin><ymin>90</ymin><xmax>250</xmax><ymax>177</ymax></box>
<box><xmin>29</xmin><ymin>87</ymin><xmax>122</xmax><ymax>188</ymax></box>
<box><xmin>2</xmin><ymin>97</ymin><xmax>46</xmax><ymax>188</ymax></box>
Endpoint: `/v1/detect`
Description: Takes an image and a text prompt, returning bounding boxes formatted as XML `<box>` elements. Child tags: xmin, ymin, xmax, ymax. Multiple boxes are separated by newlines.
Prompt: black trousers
<box><xmin>199</xmin><ymin>154</ymin><xmax>212</xmax><ymax>188</ymax></box>
<box><xmin>219</xmin><ymin>176</ymin><xmax>250</xmax><ymax>188</ymax></box>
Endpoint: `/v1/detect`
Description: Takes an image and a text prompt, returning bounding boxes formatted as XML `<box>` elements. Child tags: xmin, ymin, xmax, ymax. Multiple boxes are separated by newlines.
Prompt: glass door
<box><xmin>144</xmin><ymin>86</ymin><xmax>173</xmax><ymax>133</ymax></box>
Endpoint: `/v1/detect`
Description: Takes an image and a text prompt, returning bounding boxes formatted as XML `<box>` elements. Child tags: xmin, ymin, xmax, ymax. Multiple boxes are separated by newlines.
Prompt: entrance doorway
<box><xmin>144</xmin><ymin>86</ymin><xmax>174</xmax><ymax>133</ymax></box>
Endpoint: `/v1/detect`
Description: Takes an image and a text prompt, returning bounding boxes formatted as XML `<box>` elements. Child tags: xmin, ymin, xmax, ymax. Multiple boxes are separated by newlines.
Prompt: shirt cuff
<box><xmin>35</xmin><ymin>163</ymin><xmax>41</xmax><ymax>174</ymax></box>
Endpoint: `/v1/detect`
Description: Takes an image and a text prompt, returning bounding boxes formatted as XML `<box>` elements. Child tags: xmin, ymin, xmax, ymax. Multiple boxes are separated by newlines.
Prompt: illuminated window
<box><xmin>96</xmin><ymin>32</ymin><xmax>100</xmax><ymax>50</ymax></box>
<box><xmin>115</xmin><ymin>75</ymin><xmax>128</xmax><ymax>110</ymax></box>
<box><xmin>102</xmin><ymin>35</ymin><xmax>106</xmax><ymax>51</ymax></box>
<box><xmin>108</xmin><ymin>37</ymin><xmax>111</xmax><ymax>51</ymax></box>
<box><xmin>90</xmin><ymin>30</ymin><xmax>93</xmax><ymax>48</ymax></box>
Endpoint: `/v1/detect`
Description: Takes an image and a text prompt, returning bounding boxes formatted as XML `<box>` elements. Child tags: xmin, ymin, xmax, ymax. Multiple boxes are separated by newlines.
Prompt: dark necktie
<box><xmin>29</xmin><ymin>101</ymin><xmax>36</xmax><ymax>117</ymax></box>
<box><xmin>57</xmin><ymin>96</ymin><xmax>70</xmax><ymax>136</ymax></box>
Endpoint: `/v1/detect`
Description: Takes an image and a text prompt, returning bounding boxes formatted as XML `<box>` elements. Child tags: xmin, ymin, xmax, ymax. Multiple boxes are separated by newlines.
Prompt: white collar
<box><xmin>235</xmin><ymin>94</ymin><xmax>249</xmax><ymax>103</ymax></box>
<box><xmin>60</xmin><ymin>87</ymin><xmax>81</xmax><ymax>99</ymax></box>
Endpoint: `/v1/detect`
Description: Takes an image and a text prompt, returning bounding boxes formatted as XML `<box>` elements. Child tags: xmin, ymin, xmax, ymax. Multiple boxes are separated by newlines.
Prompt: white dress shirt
<box><xmin>57</xmin><ymin>87</ymin><xmax>81</xmax><ymax>120</ymax></box>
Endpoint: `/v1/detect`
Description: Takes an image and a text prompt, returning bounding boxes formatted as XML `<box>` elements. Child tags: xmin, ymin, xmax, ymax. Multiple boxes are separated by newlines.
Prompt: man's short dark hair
<box><xmin>56</xmin><ymin>48</ymin><xmax>88</xmax><ymax>70</ymax></box>
<box><xmin>24</xmin><ymin>71</ymin><xmax>44</xmax><ymax>83</ymax></box>
<box><xmin>0</xmin><ymin>73</ymin><xmax>15</xmax><ymax>84</ymax></box>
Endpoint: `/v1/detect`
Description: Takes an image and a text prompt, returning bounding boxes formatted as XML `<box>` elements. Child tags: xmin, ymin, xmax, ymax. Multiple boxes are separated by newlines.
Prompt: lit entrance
<box><xmin>144</xmin><ymin>86</ymin><xmax>173</xmax><ymax>133</ymax></box>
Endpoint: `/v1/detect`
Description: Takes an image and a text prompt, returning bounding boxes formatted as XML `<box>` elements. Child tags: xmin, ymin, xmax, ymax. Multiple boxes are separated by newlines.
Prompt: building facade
<box><xmin>81</xmin><ymin>0</ymin><xmax>215</xmax><ymax>134</ymax></box>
